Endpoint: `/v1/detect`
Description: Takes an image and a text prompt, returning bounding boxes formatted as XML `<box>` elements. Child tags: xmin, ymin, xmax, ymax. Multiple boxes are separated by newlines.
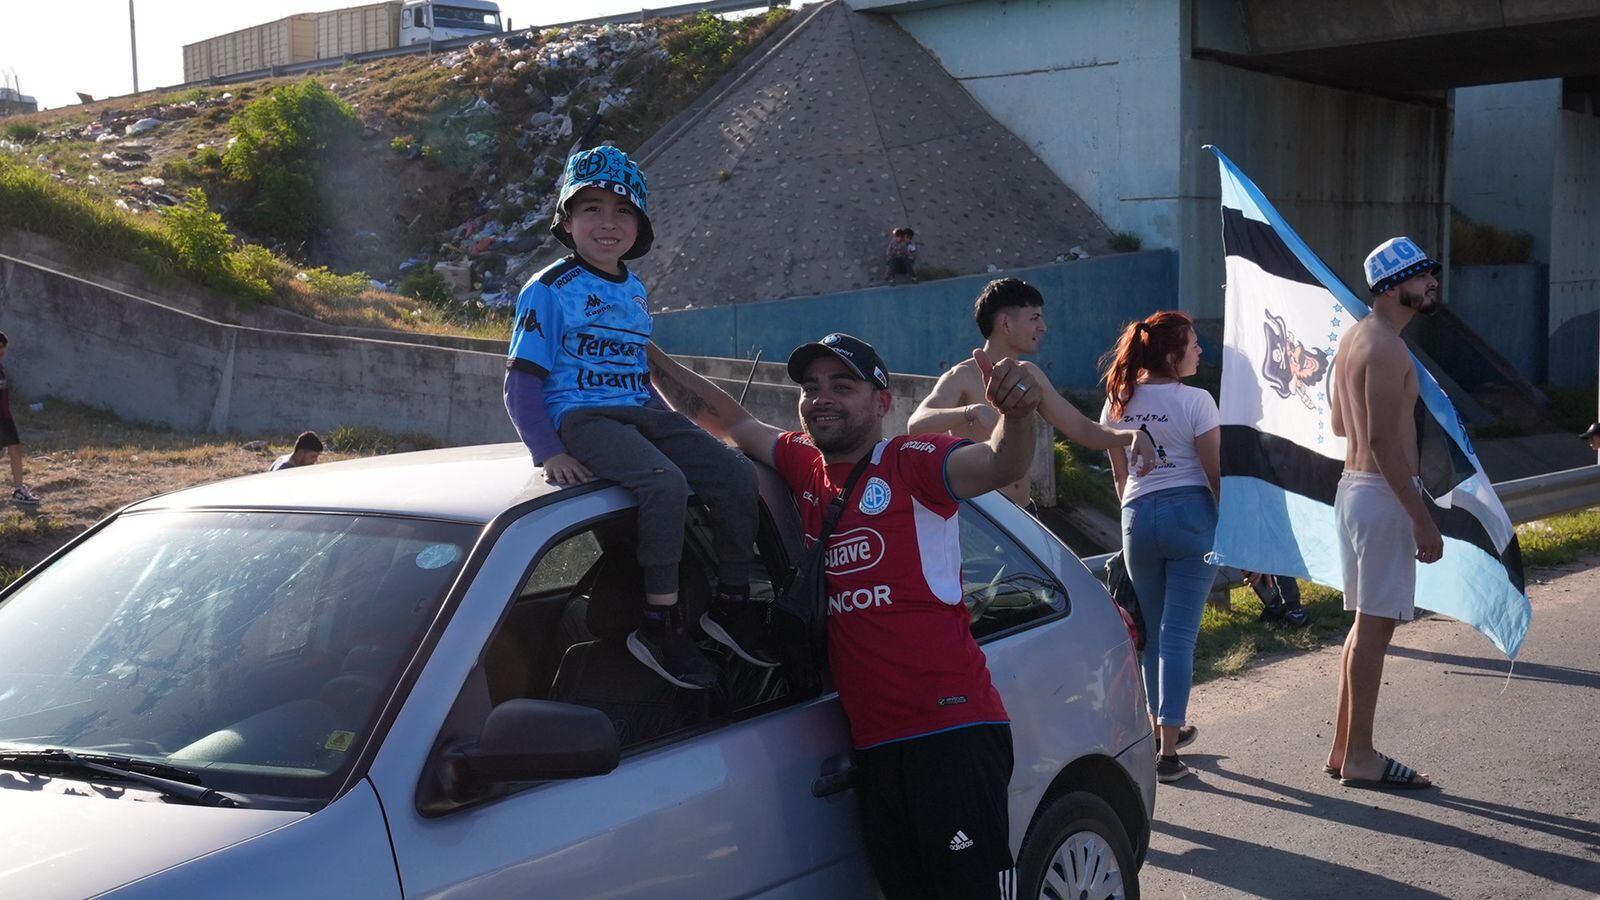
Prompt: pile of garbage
<box><xmin>416</xmin><ymin>23</ymin><xmax>666</xmax><ymax>306</ymax></box>
<box><xmin>74</xmin><ymin>92</ymin><xmax>235</xmax><ymax>144</ymax></box>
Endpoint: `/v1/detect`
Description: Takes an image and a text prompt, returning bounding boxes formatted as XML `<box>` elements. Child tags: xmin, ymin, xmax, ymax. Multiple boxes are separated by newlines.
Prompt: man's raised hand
<box><xmin>973</xmin><ymin>348</ymin><xmax>1041</xmax><ymax>416</ymax></box>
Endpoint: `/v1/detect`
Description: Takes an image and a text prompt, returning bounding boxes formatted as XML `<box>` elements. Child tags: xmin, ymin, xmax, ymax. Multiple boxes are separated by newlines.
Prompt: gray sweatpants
<box><xmin>561</xmin><ymin>405</ymin><xmax>758</xmax><ymax>595</ymax></box>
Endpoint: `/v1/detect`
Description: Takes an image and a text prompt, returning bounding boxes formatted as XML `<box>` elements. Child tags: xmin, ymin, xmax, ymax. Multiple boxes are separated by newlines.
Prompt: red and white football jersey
<box><xmin>773</xmin><ymin>432</ymin><xmax>1009</xmax><ymax>748</ymax></box>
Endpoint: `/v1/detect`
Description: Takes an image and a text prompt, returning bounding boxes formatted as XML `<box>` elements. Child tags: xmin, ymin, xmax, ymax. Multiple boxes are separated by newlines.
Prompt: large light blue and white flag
<box><xmin>1207</xmin><ymin>146</ymin><xmax>1530</xmax><ymax>659</ymax></box>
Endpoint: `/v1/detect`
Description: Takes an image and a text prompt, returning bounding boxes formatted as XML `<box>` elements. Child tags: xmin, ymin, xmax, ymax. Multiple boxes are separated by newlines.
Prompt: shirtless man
<box><xmin>909</xmin><ymin>278</ymin><xmax>1156</xmax><ymax>511</ymax></box>
<box><xmin>1325</xmin><ymin>236</ymin><xmax>1444</xmax><ymax>791</ymax></box>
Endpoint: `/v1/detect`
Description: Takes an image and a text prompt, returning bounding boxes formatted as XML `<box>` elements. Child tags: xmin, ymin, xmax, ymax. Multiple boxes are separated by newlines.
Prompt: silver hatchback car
<box><xmin>0</xmin><ymin>444</ymin><xmax>1155</xmax><ymax>899</ymax></box>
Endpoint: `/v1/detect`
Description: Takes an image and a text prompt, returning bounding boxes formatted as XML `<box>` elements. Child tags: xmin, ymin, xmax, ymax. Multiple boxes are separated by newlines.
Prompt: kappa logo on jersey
<box><xmin>858</xmin><ymin>477</ymin><xmax>891</xmax><ymax>515</ymax></box>
<box><xmin>518</xmin><ymin>308</ymin><xmax>544</xmax><ymax>336</ymax></box>
<box><xmin>584</xmin><ymin>294</ymin><xmax>606</xmax><ymax>316</ymax></box>
<box><xmin>824</xmin><ymin>527</ymin><xmax>884</xmax><ymax>575</ymax></box>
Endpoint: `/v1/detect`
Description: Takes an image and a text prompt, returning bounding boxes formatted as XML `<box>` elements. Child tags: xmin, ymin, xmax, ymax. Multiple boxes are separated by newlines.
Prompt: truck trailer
<box><xmin>182</xmin><ymin>0</ymin><xmax>502</xmax><ymax>83</ymax></box>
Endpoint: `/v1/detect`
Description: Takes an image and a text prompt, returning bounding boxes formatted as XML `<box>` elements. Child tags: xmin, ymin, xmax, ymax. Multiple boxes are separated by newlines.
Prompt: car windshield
<box><xmin>433</xmin><ymin>5</ymin><xmax>500</xmax><ymax>30</ymax></box>
<box><xmin>0</xmin><ymin>510</ymin><xmax>477</xmax><ymax>804</ymax></box>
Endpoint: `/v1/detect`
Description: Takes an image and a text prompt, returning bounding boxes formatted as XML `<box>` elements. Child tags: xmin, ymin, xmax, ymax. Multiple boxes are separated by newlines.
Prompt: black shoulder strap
<box><xmin>817</xmin><ymin>450</ymin><xmax>875</xmax><ymax>547</ymax></box>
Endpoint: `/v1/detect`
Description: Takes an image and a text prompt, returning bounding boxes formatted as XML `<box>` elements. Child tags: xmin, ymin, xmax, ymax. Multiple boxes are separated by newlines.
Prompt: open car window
<box><xmin>959</xmin><ymin>503</ymin><xmax>1069</xmax><ymax>639</ymax></box>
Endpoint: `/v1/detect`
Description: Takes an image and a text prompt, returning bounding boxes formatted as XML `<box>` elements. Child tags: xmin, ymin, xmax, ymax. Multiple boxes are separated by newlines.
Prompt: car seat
<box><xmin>548</xmin><ymin>552</ymin><xmax>715</xmax><ymax>747</ymax></box>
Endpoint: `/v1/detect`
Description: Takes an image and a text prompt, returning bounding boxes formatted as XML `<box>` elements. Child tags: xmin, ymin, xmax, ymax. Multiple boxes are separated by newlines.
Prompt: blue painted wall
<box><xmin>654</xmin><ymin>250</ymin><xmax>1179</xmax><ymax>389</ymax></box>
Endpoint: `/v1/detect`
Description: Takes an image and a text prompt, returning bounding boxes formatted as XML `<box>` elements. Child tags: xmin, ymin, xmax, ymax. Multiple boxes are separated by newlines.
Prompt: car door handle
<box><xmin>811</xmin><ymin>753</ymin><xmax>856</xmax><ymax>798</ymax></box>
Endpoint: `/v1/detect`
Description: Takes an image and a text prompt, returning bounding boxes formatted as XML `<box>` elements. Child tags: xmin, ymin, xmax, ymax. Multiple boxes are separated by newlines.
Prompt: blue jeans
<box><xmin>1121</xmin><ymin>485</ymin><xmax>1217</xmax><ymax>727</ymax></box>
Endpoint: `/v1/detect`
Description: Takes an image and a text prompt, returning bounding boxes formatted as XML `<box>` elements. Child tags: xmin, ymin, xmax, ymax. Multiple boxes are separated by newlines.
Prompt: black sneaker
<box><xmin>1157</xmin><ymin>755</ymin><xmax>1191</xmax><ymax>783</ymax></box>
<box><xmin>701</xmin><ymin>602</ymin><xmax>779</xmax><ymax>668</ymax></box>
<box><xmin>627</xmin><ymin>621</ymin><xmax>716</xmax><ymax>690</ymax></box>
<box><xmin>1282</xmin><ymin>605</ymin><xmax>1310</xmax><ymax>628</ymax></box>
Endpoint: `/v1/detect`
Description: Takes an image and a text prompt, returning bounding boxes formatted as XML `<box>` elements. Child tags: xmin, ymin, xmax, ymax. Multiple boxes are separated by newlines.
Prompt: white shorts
<box><xmin>1335</xmin><ymin>471</ymin><xmax>1418</xmax><ymax>621</ymax></box>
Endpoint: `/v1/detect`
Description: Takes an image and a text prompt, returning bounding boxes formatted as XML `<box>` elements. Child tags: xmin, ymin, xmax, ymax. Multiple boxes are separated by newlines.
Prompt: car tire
<box><xmin>1016</xmin><ymin>790</ymin><xmax>1139</xmax><ymax>900</ymax></box>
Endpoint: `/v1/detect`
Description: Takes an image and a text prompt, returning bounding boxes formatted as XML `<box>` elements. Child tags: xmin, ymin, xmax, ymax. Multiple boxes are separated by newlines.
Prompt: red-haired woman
<box><xmin>1099</xmin><ymin>311</ymin><xmax>1220</xmax><ymax>784</ymax></box>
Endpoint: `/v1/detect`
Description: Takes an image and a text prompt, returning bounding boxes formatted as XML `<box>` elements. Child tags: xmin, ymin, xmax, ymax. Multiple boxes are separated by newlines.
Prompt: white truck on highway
<box><xmin>183</xmin><ymin>0</ymin><xmax>503</xmax><ymax>83</ymax></box>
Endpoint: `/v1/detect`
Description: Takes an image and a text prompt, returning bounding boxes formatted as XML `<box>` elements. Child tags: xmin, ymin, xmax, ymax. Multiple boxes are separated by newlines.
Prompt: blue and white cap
<box><xmin>551</xmin><ymin>145</ymin><xmax>654</xmax><ymax>260</ymax></box>
<box><xmin>1364</xmin><ymin>236</ymin><xmax>1441</xmax><ymax>294</ymax></box>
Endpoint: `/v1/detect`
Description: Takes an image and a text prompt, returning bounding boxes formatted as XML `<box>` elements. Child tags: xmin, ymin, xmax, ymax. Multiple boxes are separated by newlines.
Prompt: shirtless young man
<box><xmin>1325</xmin><ymin>237</ymin><xmax>1444</xmax><ymax>791</ymax></box>
<box><xmin>909</xmin><ymin>278</ymin><xmax>1156</xmax><ymax>511</ymax></box>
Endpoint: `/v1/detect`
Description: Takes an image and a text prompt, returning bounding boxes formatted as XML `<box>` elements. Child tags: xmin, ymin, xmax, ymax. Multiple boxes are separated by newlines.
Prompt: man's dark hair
<box><xmin>0</xmin><ymin>331</ymin><xmax>8</xmax><ymax>346</ymax></box>
<box><xmin>973</xmin><ymin>278</ymin><xmax>1044</xmax><ymax>338</ymax></box>
<box><xmin>294</xmin><ymin>431</ymin><xmax>324</xmax><ymax>454</ymax></box>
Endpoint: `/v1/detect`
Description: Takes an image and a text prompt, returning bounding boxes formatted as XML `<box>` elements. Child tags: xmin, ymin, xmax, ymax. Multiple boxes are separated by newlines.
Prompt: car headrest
<box><xmin>583</xmin><ymin>553</ymin><xmax>647</xmax><ymax>639</ymax></box>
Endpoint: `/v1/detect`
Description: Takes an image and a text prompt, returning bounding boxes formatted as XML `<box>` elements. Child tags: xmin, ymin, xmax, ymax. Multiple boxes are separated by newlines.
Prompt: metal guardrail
<box><xmin>1079</xmin><ymin>464</ymin><xmax>1600</xmax><ymax>575</ymax></box>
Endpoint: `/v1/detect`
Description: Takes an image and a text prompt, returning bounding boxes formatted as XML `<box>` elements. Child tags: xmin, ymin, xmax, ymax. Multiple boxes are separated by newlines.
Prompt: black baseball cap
<box><xmin>786</xmin><ymin>333</ymin><xmax>891</xmax><ymax>390</ymax></box>
<box><xmin>1579</xmin><ymin>423</ymin><xmax>1600</xmax><ymax>440</ymax></box>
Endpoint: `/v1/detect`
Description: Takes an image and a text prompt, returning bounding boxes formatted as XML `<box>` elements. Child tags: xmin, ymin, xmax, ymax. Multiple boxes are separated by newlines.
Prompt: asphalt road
<box><xmin>1138</xmin><ymin>557</ymin><xmax>1600</xmax><ymax>899</ymax></box>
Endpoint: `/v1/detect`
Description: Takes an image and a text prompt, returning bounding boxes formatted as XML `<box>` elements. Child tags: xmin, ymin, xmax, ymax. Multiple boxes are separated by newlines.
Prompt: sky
<box><xmin>1</xmin><ymin>0</ymin><xmax>693</xmax><ymax>110</ymax></box>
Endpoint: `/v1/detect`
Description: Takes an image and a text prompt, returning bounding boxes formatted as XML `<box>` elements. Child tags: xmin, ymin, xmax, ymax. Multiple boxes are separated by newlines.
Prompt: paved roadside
<box><xmin>1139</xmin><ymin>559</ymin><xmax>1600</xmax><ymax>899</ymax></box>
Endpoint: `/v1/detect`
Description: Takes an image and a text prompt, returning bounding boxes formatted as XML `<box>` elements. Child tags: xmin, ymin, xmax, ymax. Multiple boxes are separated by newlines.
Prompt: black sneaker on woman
<box><xmin>1157</xmin><ymin>754</ymin><xmax>1191</xmax><ymax>783</ymax></box>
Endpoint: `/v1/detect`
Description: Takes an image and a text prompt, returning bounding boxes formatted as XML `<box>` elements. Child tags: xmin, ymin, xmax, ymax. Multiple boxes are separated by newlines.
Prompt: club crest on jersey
<box><xmin>859</xmin><ymin>477</ymin><xmax>891</xmax><ymax>515</ymax></box>
<box><xmin>632</xmin><ymin>294</ymin><xmax>649</xmax><ymax>313</ymax></box>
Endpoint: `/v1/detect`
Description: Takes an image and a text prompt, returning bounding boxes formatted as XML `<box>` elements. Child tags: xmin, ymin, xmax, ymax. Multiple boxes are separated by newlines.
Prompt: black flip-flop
<box><xmin>1322</xmin><ymin>764</ymin><xmax>1340</xmax><ymax>778</ymax></box>
<box><xmin>1176</xmin><ymin>724</ymin><xmax>1199</xmax><ymax>749</ymax></box>
<box><xmin>1340</xmin><ymin>754</ymin><xmax>1434</xmax><ymax>790</ymax></box>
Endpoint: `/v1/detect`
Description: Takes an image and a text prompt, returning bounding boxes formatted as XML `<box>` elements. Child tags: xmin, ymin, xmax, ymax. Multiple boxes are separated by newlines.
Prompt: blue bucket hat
<box><xmin>1364</xmin><ymin>236</ymin><xmax>1441</xmax><ymax>294</ymax></box>
<box><xmin>550</xmin><ymin>145</ymin><xmax>654</xmax><ymax>260</ymax></box>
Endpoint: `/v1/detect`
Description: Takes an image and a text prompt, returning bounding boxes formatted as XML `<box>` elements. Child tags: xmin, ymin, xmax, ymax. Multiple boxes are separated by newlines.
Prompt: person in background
<box><xmin>1580</xmin><ymin>422</ymin><xmax>1600</xmax><ymax>452</ymax></box>
<box><xmin>269</xmin><ymin>431</ymin><xmax>324</xmax><ymax>471</ymax></box>
<box><xmin>0</xmin><ymin>332</ymin><xmax>41</xmax><ymax>505</ymax></box>
<box><xmin>1100</xmin><ymin>311</ymin><xmax>1220</xmax><ymax>783</ymax></box>
<box><xmin>886</xmin><ymin>226</ymin><xmax>919</xmax><ymax>284</ymax></box>
<box><xmin>910</xmin><ymin>278</ymin><xmax>1156</xmax><ymax>513</ymax></box>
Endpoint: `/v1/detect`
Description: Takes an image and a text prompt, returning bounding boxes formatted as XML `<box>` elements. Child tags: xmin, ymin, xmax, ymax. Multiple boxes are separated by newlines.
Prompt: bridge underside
<box><xmin>1197</xmin><ymin>1</ymin><xmax>1600</xmax><ymax>94</ymax></box>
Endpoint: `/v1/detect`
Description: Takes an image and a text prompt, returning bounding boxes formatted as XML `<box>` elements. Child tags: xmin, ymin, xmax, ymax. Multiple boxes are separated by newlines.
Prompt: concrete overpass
<box><xmin>1193</xmin><ymin>0</ymin><xmax>1600</xmax><ymax>94</ymax></box>
<box><xmin>843</xmin><ymin>0</ymin><xmax>1600</xmax><ymax>385</ymax></box>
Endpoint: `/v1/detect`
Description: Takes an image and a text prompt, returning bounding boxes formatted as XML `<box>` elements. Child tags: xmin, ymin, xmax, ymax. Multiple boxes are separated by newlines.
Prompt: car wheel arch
<box><xmin>1024</xmin><ymin>754</ymin><xmax>1149</xmax><ymax>870</ymax></box>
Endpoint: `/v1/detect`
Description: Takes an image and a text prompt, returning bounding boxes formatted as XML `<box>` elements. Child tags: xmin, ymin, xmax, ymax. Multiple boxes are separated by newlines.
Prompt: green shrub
<box><xmin>1109</xmin><ymin>231</ymin><xmax>1142</xmax><ymax>253</ymax></box>
<box><xmin>161</xmin><ymin>189</ymin><xmax>235</xmax><ymax>279</ymax></box>
<box><xmin>662</xmin><ymin>12</ymin><xmax>741</xmax><ymax>86</ymax></box>
<box><xmin>1452</xmin><ymin>211</ymin><xmax>1534</xmax><ymax>265</ymax></box>
<box><xmin>329</xmin><ymin>424</ymin><xmax>441</xmax><ymax>456</ymax></box>
<box><xmin>195</xmin><ymin>146</ymin><xmax>224</xmax><ymax>171</ymax></box>
<box><xmin>390</xmin><ymin>135</ymin><xmax>413</xmax><ymax>154</ymax></box>
<box><xmin>3</xmin><ymin>121</ymin><xmax>40</xmax><ymax>143</ymax></box>
<box><xmin>228</xmin><ymin>243</ymin><xmax>280</xmax><ymax>297</ymax></box>
<box><xmin>223</xmin><ymin>78</ymin><xmax>360</xmax><ymax>244</ymax></box>
<box><xmin>300</xmin><ymin>266</ymin><xmax>371</xmax><ymax>298</ymax></box>
<box><xmin>159</xmin><ymin>158</ymin><xmax>197</xmax><ymax>183</ymax></box>
<box><xmin>396</xmin><ymin>270</ymin><xmax>452</xmax><ymax>304</ymax></box>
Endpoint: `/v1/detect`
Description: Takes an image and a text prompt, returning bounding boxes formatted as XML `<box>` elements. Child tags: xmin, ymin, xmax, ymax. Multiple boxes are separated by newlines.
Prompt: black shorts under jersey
<box><xmin>0</xmin><ymin>417</ymin><xmax>19</xmax><ymax>449</ymax></box>
<box><xmin>854</xmin><ymin>723</ymin><xmax>1016</xmax><ymax>900</ymax></box>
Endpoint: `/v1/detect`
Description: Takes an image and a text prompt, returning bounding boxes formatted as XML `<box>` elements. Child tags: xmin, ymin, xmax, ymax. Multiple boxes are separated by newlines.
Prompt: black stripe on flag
<box><xmin>1221</xmin><ymin>424</ymin><xmax>1525</xmax><ymax>593</ymax></box>
<box><xmin>1222</xmin><ymin>207</ymin><xmax>1321</xmax><ymax>288</ymax></box>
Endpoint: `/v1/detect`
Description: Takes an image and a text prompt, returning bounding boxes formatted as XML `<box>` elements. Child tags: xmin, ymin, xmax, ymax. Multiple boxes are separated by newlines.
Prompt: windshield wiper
<box><xmin>0</xmin><ymin>749</ymin><xmax>243</xmax><ymax>808</ymax></box>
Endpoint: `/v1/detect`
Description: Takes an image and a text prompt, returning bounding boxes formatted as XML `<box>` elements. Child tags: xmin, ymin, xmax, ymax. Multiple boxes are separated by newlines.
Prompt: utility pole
<box><xmin>129</xmin><ymin>0</ymin><xmax>140</xmax><ymax>93</ymax></box>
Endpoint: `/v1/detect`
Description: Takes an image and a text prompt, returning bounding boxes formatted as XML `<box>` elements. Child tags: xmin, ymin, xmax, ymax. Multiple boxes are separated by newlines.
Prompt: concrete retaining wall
<box><xmin>0</xmin><ymin>252</ymin><xmax>518</xmax><ymax>445</ymax></box>
<box><xmin>1441</xmin><ymin>264</ymin><xmax>1549</xmax><ymax>384</ymax></box>
<box><xmin>653</xmin><ymin>251</ymin><xmax>1179</xmax><ymax>389</ymax></box>
<box><xmin>1548</xmin><ymin>107</ymin><xmax>1600</xmax><ymax>387</ymax></box>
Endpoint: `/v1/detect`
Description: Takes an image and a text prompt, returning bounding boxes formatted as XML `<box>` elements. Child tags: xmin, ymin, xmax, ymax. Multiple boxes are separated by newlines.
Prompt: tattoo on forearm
<box><xmin>649</xmin><ymin>365</ymin><xmax>720</xmax><ymax>420</ymax></box>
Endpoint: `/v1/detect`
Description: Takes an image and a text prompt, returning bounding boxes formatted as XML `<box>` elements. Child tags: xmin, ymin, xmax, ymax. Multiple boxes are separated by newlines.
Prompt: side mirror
<box><xmin>464</xmin><ymin>699</ymin><xmax>620</xmax><ymax>784</ymax></box>
<box><xmin>422</xmin><ymin>699</ymin><xmax>620</xmax><ymax>813</ymax></box>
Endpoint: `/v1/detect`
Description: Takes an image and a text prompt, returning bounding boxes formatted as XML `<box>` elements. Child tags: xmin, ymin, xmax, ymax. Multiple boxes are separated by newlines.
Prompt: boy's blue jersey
<box><xmin>506</xmin><ymin>256</ymin><xmax>653</xmax><ymax>428</ymax></box>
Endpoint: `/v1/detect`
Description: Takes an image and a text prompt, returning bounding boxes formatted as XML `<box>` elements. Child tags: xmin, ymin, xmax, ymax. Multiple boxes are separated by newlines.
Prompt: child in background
<box><xmin>503</xmin><ymin>146</ymin><xmax>771</xmax><ymax>689</ymax></box>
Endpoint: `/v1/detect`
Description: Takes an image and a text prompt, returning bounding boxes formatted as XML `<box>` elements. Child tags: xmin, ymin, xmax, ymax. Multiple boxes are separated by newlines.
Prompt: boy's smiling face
<box><xmin>561</xmin><ymin>186</ymin><xmax>639</xmax><ymax>274</ymax></box>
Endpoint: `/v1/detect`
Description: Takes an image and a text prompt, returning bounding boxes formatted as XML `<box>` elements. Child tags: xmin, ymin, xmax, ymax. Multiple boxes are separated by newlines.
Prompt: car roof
<box><xmin>128</xmin><ymin>443</ymin><xmax>560</xmax><ymax>524</ymax></box>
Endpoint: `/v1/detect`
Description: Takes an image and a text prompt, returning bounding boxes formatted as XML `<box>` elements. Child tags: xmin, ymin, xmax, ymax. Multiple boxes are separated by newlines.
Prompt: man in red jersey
<box><xmin>647</xmin><ymin>334</ymin><xmax>1040</xmax><ymax>900</ymax></box>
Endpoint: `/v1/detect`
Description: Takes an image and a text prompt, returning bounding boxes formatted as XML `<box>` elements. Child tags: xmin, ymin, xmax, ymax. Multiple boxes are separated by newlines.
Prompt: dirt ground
<box><xmin>0</xmin><ymin>400</ymin><xmax>349</xmax><ymax>579</ymax></box>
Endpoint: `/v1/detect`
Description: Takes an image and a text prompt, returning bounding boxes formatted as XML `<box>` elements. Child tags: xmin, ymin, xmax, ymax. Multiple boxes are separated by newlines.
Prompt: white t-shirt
<box><xmin>1100</xmin><ymin>382</ymin><xmax>1220</xmax><ymax>506</ymax></box>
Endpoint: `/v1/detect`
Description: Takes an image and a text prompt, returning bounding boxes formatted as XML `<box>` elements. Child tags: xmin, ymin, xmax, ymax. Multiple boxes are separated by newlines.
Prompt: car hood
<box><xmin>0</xmin><ymin>779</ymin><xmax>304</xmax><ymax>898</ymax></box>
